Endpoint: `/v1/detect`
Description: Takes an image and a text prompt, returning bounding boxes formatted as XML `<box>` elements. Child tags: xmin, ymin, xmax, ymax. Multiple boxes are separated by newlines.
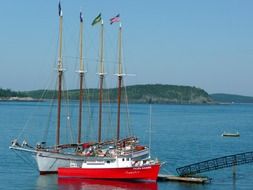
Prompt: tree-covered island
<box><xmin>0</xmin><ymin>84</ymin><xmax>212</xmax><ymax>104</ymax></box>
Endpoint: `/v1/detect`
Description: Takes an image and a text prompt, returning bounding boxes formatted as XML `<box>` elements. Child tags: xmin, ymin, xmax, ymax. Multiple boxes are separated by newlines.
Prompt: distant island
<box><xmin>23</xmin><ymin>84</ymin><xmax>212</xmax><ymax>104</ymax></box>
<box><xmin>0</xmin><ymin>88</ymin><xmax>39</xmax><ymax>102</ymax></box>
<box><xmin>210</xmin><ymin>93</ymin><xmax>253</xmax><ymax>104</ymax></box>
<box><xmin>1</xmin><ymin>85</ymin><xmax>253</xmax><ymax>104</ymax></box>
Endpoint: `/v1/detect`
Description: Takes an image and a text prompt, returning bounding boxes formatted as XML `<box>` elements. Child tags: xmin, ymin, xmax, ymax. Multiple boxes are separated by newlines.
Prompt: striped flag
<box><xmin>91</xmin><ymin>13</ymin><xmax>102</xmax><ymax>26</ymax></box>
<box><xmin>80</xmin><ymin>11</ymin><xmax>83</xmax><ymax>23</ymax></box>
<box><xmin>110</xmin><ymin>14</ymin><xmax>120</xmax><ymax>25</ymax></box>
<box><xmin>58</xmin><ymin>1</ymin><xmax>63</xmax><ymax>17</ymax></box>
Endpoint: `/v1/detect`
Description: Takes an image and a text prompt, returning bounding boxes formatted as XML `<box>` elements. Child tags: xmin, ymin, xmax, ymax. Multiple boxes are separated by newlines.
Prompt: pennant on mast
<box><xmin>91</xmin><ymin>13</ymin><xmax>102</xmax><ymax>26</ymax></box>
<box><xmin>58</xmin><ymin>1</ymin><xmax>63</xmax><ymax>17</ymax></box>
<box><xmin>110</xmin><ymin>14</ymin><xmax>120</xmax><ymax>25</ymax></box>
<box><xmin>80</xmin><ymin>11</ymin><xmax>83</xmax><ymax>23</ymax></box>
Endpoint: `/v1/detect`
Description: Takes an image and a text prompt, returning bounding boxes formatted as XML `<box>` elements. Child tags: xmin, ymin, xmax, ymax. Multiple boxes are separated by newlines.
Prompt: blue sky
<box><xmin>1</xmin><ymin>0</ymin><xmax>253</xmax><ymax>96</ymax></box>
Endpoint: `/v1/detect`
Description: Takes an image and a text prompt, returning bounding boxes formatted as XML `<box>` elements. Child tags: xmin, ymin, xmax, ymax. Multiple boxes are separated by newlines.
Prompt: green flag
<box><xmin>92</xmin><ymin>13</ymin><xmax>102</xmax><ymax>26</ymax></box>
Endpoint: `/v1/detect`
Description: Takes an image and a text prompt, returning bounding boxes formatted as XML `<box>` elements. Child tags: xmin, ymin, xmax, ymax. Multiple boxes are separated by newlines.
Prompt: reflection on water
<box><xmin>58</xmin><ymin>177</ymin><xmax>158</xmax><ymax>190</ymax></box>
<box><xmin>232</xmin><ymin>174</ymin><xmax>236</xmax><ymax>190</ymax></box>
<box><xmin>36</xmin><ymin>175</ymin><xmax>157</xmax><ymax>190</ymax></box>
<box><xmin>36</xmin><ymin>175</ymin><xmax>58</xmax><ymax>190</ymax></box>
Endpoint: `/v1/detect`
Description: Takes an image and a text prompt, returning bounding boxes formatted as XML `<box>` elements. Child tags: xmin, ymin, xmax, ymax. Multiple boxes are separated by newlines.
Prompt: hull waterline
<box><xmin>58</xmin><ymin>164</ymin><xmax>160</xmax><ymax>181</ymax></box>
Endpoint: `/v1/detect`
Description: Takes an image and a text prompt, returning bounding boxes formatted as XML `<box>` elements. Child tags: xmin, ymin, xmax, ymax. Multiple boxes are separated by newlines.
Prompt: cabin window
<box><xmin>127</xmin><ymin>158</ymin><xmax>129</xmax><ymax>161</ymax></box>
<box><xmin>106</xmin><ymin>161</ymin><xmax>110</xmax><ymax>164</ymax></box>
<box><xmin>122</xmin><ymin>158</ymin><xmax>125</xmax><ymax>161</ymax></box>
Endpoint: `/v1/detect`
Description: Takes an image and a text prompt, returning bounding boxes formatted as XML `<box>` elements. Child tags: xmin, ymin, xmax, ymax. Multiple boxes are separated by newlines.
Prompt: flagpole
<box><xmin>116</xmin><ymin>22</ymin><xmax>122</xmax><ymax>141</ymax></box>
<box><xmin>77</xmin><ymin>12</ymin><xmax>84</xmax><ymax>144</ymax></box>
<box><xmin>56</xmin><ymin>3</ymin><xmax>63</xmax><ymax>147</ymax></box>
<box><xmin>98</xmin><ymin>19</ymin><xmax>104</xmax><ymax>143</ymax></box>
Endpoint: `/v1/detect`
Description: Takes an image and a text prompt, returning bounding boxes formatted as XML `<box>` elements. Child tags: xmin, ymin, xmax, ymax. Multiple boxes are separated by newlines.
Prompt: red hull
<box><xmin>58</xmin><ymin>164</ymin><xmax>160</xmax><ymax>181</ymax></box>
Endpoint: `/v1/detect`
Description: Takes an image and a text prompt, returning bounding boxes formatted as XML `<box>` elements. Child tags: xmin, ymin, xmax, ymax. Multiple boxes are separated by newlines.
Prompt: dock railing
<box><xmin>176</xmin><ymin>151</ymin><xmax>253</xmax><ymax>176</ymax></box>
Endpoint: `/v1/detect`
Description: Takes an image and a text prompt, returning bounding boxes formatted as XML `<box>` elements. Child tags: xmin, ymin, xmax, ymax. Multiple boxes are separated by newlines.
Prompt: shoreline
<box><xmin>0</xmin><ymin>97</ymin><xmax>43</xmax><ymax>102</ymax></box>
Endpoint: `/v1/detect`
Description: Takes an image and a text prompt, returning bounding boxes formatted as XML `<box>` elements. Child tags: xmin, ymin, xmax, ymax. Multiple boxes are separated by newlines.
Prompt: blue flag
<box><xmin>80</xmin><ymin>11</ymin><xmax>83</xmax><ymax>23</ymax></box>
<box><xmin>58</xmin><ymin>1</ymin><xmax>62</xmax><ymax>16</ymax></box>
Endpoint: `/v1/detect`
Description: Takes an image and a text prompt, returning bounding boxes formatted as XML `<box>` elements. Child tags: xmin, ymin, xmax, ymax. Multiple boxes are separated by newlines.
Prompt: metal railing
<box><xmin>176</xmin><ymin>151</ymin><xmax>253</xmax><ymax>176</ymax></box>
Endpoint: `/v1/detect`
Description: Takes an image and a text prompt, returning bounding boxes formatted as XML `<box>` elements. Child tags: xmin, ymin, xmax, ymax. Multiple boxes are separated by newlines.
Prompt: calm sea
<box><xmin>1</xmin><ymin>101</ymin><xmax>253</xmax><ymax>190</ymax></box>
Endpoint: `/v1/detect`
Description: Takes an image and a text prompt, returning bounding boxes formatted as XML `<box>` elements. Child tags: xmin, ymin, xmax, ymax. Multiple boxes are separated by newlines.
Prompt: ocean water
<box><xmin>1</xmin><ymin>101</ymin><xmax>253</xmax><ymax>190</ymax></box>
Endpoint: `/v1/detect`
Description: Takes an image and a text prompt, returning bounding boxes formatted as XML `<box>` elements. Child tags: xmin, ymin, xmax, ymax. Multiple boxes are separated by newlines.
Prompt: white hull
<box><xmin>10</xmin><ymin>145</ymin><xmax>150</xmax><ymax>173</ymax></box>
<box><xmin>36</xmin><ymin>149</ymin><xmax>150</xmax><ymax>173</ymax></box>
<box><xmin>35</xmin><ymin>151</ymin><xmax>84</xmax><ymax>174</ymax></box>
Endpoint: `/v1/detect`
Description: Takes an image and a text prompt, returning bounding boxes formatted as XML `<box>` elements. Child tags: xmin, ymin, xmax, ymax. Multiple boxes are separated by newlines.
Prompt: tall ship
<box><xmin>10</xmin><ymin>2</ymin><xmax>152</xmax><ymax>175</ymax></box>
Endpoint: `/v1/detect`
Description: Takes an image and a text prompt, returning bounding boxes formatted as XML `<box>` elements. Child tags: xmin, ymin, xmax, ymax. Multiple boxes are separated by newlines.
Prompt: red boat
<box><xmin>58</xmin><ymin>158</ymin><xmax>160</xmax><ymax>181</ymax></box>
<box><xmin>56</xmin><ymin>13</ymin><xmax>161</xmax><ymax>182</ymax></box>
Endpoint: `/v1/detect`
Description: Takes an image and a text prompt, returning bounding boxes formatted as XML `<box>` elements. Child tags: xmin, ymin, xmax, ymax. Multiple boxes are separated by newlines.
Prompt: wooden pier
<box><xmin>158</xmin><ymin>174</ymin><xmax>210</xmax><ymax>184</ymax></box>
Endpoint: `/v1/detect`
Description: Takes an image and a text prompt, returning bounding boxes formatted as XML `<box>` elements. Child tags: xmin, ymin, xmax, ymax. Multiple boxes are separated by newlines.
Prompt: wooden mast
<box><xmin>116</xmin><ymin>23</ymin><xmax>123</xmax><ymax>141</ymax></box>
<box><xmin>77</xmin><ymin>11</ymin><xmax>84</xmax><ymax>144</ymax></box>
<box><xmin>56</xmin><ymin>2</ymin><xmax>63</xmax><ymax>147</ymax></box>
<box><xmin>98</xmin><ymin>20</ymin><xmax>104</xmax><ymax>143</ymax></box>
